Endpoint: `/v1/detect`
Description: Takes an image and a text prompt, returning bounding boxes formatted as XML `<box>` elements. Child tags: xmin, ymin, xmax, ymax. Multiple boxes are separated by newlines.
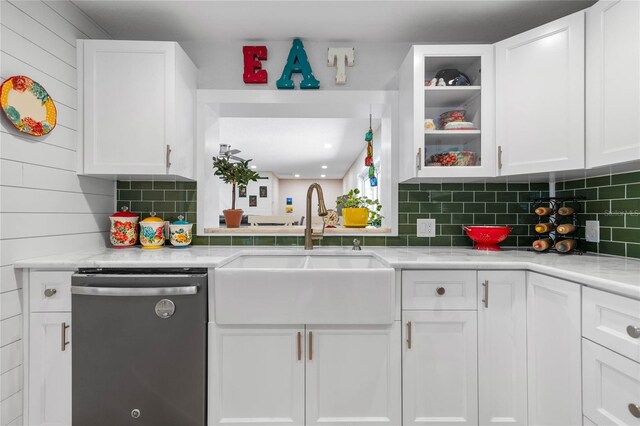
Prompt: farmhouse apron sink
<box><xmin>214</xmin><ymin>252</ymin><xmax>395</xmax><ymax>325</ymax></box>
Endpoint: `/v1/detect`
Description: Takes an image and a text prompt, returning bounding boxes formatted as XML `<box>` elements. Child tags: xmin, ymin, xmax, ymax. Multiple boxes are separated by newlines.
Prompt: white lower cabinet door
<box><xmin>28</xmin><ymin>312</ymin><xmax>72</xmax><ymax>426</ymax></box>
<box><xmin>583</xmin><ymin>338</ymin><xmax>640</xmax><ymax>426</ymax></box>
<box><xmin>305</xmin><ymin>323</ymin><xmax>401</xmax><ymax>426</ymax></box>
<box><xmin>478</xmin><ymin>271</ymin><xmax>527</xmax><ymax>425</ymax></box>
<box><xmin>584</xmin><ymin>416</ymin><xmax>598</xmax><ymax>426</ymax></box>
<box><xmin>527</xmin><ymin>273</ymin><xmax>582</xmax><ymax>426</ymax></box>
<box><xmin>208</xmin><ymin>324</ymin><xmax>305</xmax><ymax>426</ymax></box>
<box><xmin>403</xmin><ymin>311</ymin><xmax>478</xmax><ymax>426</ymax></box>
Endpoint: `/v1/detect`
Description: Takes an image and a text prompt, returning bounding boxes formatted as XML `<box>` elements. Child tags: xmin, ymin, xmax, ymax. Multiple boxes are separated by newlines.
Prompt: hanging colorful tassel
<box><xmin>364</xmin><ymin>114</ymin><xmax>374</xmax><ymax>168</ymax></box>
<box><xmin>365</xmin><ymin>130</ymin><xmax>373</xmax><ymax>142</ymax></box>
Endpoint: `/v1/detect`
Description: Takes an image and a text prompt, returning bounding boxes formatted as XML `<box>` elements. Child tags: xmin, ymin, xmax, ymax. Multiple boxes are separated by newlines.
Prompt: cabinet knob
<box><xmin>436</xmin><ymin>287</ymin><xmax>445</xmax><ymax>296</ymax></box>
<box><xmin>629</xmin><ymin>403</ymin><xmax>640</xmax><ymax>418</ymax></box>
<box><xmin>627</xmin><ymin>325</ymin><xmax>640</xmax><ymax>339</ymax></box>
<box><xmin>44</xmin><ymin>288</ymin><xmax>57</xmax><ymax>298</ymax></box>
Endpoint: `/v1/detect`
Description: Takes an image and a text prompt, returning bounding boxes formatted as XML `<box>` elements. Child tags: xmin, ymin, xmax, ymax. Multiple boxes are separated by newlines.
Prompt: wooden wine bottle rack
<box><xmin>530</xmin><ymin>196</ymin><xmax>585</xmax><ymax>254</ymax></box>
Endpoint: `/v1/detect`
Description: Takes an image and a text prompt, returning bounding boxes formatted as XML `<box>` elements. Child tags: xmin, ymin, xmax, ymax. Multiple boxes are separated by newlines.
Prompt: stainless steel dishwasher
<box><xmin>71</xmin><ymin>268</ymin><xmax>207</xmax><ymax>426</ymax></box>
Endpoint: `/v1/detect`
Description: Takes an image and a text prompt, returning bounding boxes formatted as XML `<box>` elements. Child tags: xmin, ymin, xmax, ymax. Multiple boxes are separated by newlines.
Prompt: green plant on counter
<box><xmin>337</xmin><ymin>188</ymin><xmax>384</xmax><ymax>227</ymax></box>
<box><xmin>212</xmin><ymin>156</ymin><xmax>260</xmax><ymax>210</ymax></box>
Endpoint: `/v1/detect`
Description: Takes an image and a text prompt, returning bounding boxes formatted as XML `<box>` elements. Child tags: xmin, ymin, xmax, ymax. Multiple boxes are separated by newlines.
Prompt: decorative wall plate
<box><xmin>0</xmin><ymin>76</ymin><xmax>56</xmax><ymax>136</ymax></box>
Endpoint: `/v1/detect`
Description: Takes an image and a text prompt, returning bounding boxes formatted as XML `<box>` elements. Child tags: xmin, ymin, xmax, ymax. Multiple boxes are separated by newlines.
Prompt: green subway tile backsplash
<box><xmin>116</xmin><ymin>179</ymin><xmax>547</xmax><ymax>249</ymax></box>
<box><xmin>558</xmin><ymin>170</ymin><xmax>640</xmax><ymax>259</ymax></box>
<box><xmin>116</xmin><ymin>169</ymin><xmax>639</xmax><ymax>258</ymax></box>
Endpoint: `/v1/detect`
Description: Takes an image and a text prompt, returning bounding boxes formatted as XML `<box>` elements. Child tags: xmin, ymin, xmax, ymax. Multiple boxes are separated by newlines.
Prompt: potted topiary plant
<box><xmin>213</xmin><ymin>156</ymin><xmax>260</xmax><ymax>228</ymax></box>
<box><xmin>337</xmin><ymin>188</ymin><xmax>383</xmax><ymax>228</ymax></box>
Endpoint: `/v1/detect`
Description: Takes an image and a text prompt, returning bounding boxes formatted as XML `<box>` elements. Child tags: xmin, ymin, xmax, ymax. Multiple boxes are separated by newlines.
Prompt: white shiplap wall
<box><xmin>0</xmin><ymin>2</ymin><xmax>113</xmax><ymax>425</ymax></box>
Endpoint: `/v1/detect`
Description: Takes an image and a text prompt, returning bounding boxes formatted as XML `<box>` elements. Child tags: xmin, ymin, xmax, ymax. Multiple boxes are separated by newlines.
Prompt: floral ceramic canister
<box><xmin>109</xmin><ymin>206</ymin><xmax>139</xmax><ymax>248</ymax></box>
<box><xmin>139</xmin><ymin>212</ymin><xmax>167</xmax><ymax>250</ymax></box>
<box><xmin>169</xmin><ymin>215</ymin><xmax>193</xmax><ymax>248</ymax></box>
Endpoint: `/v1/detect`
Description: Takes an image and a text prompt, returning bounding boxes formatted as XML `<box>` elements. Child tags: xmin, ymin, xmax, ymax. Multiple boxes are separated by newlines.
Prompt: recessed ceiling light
<box><xmin>251</xmin><ymin>165</ymin><xmax>257</xmax><ymax>169</ymax></box>
<box><xmin>321</xmin><ymin>165</ymin><xmax>328</xmax><ymax>169</ymax></box>
<box><xmin>321</xmin><ymin>174</ymin><xmax>326</xmax><ymax>178</ymax></box>
<box><xmin>294</xmin><ymin>174</ymin><xmax>300</xmax><ymax>178</ymax></box>
<box><xmin>324</xmin><ymin>144</ymin><xmax>332</xmax><ymax>149</ymax></box>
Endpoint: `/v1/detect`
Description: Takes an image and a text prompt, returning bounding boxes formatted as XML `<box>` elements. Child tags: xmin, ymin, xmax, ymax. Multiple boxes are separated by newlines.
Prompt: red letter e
<box><xmin>243</xmin><ymin>46</ymin><xmax>268</xmax><ymax>84</ymax></box>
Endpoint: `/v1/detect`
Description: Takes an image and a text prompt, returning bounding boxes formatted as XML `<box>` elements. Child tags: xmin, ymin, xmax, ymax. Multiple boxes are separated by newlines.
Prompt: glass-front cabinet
<box><xmin>399</xmin><ymin>45</ymin><xmax>495</xmax><ymax>181</ymax></box>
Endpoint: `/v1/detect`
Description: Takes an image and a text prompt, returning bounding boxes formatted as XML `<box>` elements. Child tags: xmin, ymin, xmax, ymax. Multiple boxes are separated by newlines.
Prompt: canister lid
<box><xmin>141</xmin><ymin>212</ymin><xmax>164</xmax><ymax>223</ymax></box>
<box><xmin>111</xmin><ymin>206</ymin><xmax>137</xmax><ymax>218</ymax></box>
<box><xmin>172</xmin><ymin>215</ymin><xmax>190</xmax><ymax>225</ymax></box>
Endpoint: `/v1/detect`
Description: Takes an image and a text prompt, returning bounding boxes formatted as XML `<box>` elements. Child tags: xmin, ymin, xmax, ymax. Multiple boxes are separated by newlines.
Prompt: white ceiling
<box><xmin>218</xmin><ymin>117</ymin><xmax>378</xmax><ymax>179</ymax></box>
<box><xmin>72</xmin><ymin>1</ymin><xmax>594</xmax><ymax>43</ymax></box>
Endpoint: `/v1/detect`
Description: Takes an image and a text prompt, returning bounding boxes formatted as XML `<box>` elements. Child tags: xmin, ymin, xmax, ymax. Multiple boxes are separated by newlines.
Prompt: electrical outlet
<box><xmin>585</xmin><ymin>220</ymin><xmax>600</xmax><ymax>243</ymax></box>
<box><xmin>417</xmin><ymin>219</ymin><xmax>436</xmax><ymax>237</ymax></box>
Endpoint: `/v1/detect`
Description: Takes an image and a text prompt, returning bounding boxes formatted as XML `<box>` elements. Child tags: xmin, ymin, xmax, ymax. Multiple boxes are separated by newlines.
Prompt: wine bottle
<box><xmin>556</xmin><ymin>224</ymin><xmax>576</xmax><ymax>235</ymax></box>
<box><xmin>558</xmin><ymin>206</ymin><xmax>575</xmax><ymax>216</ymax></box>
<box><xmin>555</xmin><ymin>239</ymin><xmax>577</xmax><ymax>253</ymax></box>
<box><xmin>532</xmin><ymin>238</ymin><xmax>552</xmax><ymax>252</ymax></box>
<box><xmin>535</xmin><ymin>207</ymin><xmax>553</xmax><ymax>216</ymax></box>
<box><xmin>534</xmin><ymin>223</ymin><xmax>554</xmax><ymax>233</ymax></box>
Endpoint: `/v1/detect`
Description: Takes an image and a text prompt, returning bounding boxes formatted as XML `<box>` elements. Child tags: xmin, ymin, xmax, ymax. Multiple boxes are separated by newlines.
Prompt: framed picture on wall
<box><xmin>249</xmin><ymin>195</ymin><xmax>257</xmax><ymax>207</ymax></box>
<box><xmin>238</xmin><ymin>186</ymin><xmax>247</xmax><ymax>198</ymax></box>
<box><xmin>286</xmin><ymin>197</ymin><xmax>293</xmax><ymax>205</ymax></box>
<box><xmin>259</xmin><ymin>186</ymin><xmax>267</xmax><ymax>198</ymax></box>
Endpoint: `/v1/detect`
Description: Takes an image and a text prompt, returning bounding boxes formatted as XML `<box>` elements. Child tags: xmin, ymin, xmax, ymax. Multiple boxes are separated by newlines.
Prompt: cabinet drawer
<box><xmin>402</xmin><ymin>270</ymin><xmax>477</xmax><ymax>310</ymax></box>
<box><xmin>583</xmin><ymin>339</ymin><xmax>640</xmax><ymax>426</ymax></box>
<box><xmin>29</xmin><ymin>271</ymin><xmax>72</xmax><ymax>312</ymax></box>
<box><xmin>583</xmin><ymin>287</ymin><xmax>640</xmax><ymax>363</ymax></box>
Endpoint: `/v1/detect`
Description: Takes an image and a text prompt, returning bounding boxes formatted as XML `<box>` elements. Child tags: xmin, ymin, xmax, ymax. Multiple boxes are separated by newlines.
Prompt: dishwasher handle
<box><xmin>71</xmin><ymin>286</ymin><xmax>198</xmax><ymax>297</ymax></box>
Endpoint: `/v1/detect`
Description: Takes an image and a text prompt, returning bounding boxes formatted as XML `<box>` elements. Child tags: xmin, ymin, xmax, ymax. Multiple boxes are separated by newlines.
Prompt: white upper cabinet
<box><xmin>78</xmin><ymin>40</ymin><xmax>197</xmax><ymax>179</ymax></box>
<box><xmin>495</xmin><ymin>12</ymin><xmax>585</xmax><ymax>176</ymax></box>
<box><xmin>398</xmin><ymin>45</ymin><xmax>495</xmax><ymax>180</ymax></box>
<box><xmin>586</xmin><ymin>0</ymin><xmax>640</xmax><ymax>168</ymax></box>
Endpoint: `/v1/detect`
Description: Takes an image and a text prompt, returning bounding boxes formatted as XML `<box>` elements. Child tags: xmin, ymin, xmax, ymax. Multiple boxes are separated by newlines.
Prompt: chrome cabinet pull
<box><xmin>436</xmin><ymin>287</ymin><xmax>445</xmax><ymax>296</ymax></box>
<box><xmin>498</xmin><ymin>145</ymin><xmax>503</xmax><ymax>170</ymax></box>
<box><xmin>166</xmin><ymin>144</ymin><xmax>172</xmax><ymax>168</ymax></box>
<box><xmin>297</xmin><ymin>332</ymin><xmax>302</xmax><ymax>361</ymax></box>
<box><xmin>629</xmin><ymin>403</ymin><xmax>640</xmax><ymax>418</ymax></box>
<box><xmin>627</xmin><ymin>325</ymin><xmax>640</xmax><ymax>339</ymax></box>
<box><xmin>482</xmin><ymin>280</ymin><xmax>489</xmax><ymax>308</ymax></box>
<box><xmin>61</xmin><ymin>322</ymin><xmax>70</xmax><ymax>351</ymax></box>
<box><xmin>71</xmin><ymin>286</ymin><xmax>197</xmax><ymax>297</ymax></box>
<box><xmin>406</xmin><ymin>321</ymin><xmax>412</xmax><ymax>349</ymax></box>
<box><xmin>44</xmin><ymin>288</ymin><xmax>57</xmax><ymax>298</ymax></box>
<box><xmin>308</xmin><ymin>331</ymin><xmax>313</xmax><ymax>361</ymax></box>
<box><xmin>416</xmin><ymin>148</ymin><xmax>422</xmax><ymax>171</ymax></box>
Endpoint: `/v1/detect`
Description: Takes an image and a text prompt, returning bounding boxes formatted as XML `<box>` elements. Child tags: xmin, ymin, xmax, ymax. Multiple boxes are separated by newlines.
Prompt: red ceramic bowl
<box><xmin>463</xmin><ymin>226</ymin><xmax>512</xmax><ymax>251</ymax></box>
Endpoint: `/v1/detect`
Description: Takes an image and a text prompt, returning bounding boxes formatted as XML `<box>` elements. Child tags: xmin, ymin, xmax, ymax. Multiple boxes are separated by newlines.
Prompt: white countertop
<box><xmin>13</xmin><ymin>246</ymin><xmax>640</xmax><ymax>300</ymax></box>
